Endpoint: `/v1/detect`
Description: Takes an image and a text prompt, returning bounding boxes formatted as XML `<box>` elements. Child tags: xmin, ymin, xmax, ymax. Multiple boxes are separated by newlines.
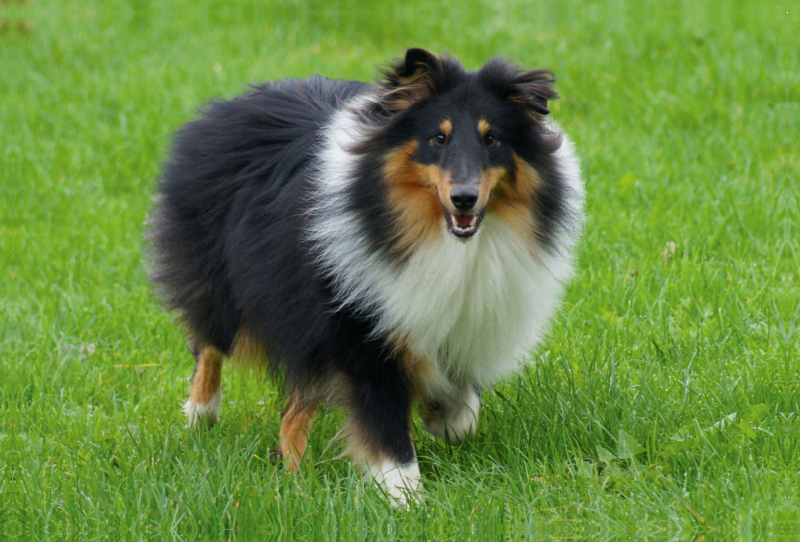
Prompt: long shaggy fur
<box><xmin>146</xmin><ymin>48</ymin><xmax>584</xmax><ymax>503</ymax></box>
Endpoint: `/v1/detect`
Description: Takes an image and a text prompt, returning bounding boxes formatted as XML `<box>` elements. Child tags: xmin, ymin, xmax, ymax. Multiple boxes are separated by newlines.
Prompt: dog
<box><xmin>146</xmin><ymin>48</ymin><xmax>584</xmax><ymax>503</ymax></box>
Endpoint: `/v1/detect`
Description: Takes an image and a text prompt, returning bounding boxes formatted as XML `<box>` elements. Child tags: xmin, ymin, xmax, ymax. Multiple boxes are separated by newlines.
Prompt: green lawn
<box><xmin>3</xmin><ymin>0</ymin><xmax>798</xmax><ymax>539</ymax></box>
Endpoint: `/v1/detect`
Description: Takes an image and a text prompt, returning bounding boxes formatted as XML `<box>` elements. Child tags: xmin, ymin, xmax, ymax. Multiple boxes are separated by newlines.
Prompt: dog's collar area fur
<box><xmin>308</xmin><ymin>106</ymin><xmax>584</xmax><ymax>390</ymax></box>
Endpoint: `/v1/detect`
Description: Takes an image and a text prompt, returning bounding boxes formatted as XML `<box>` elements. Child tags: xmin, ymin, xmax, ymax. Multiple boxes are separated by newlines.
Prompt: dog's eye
<box><xmin>432</xmin><ymin>133</ymin><xmax>447</xmax><ymax>146</ymax></box>
<box><xmin>483</xmin><ymin>134</ymin><xmax>498</xmax><ymax>147</ymax></box>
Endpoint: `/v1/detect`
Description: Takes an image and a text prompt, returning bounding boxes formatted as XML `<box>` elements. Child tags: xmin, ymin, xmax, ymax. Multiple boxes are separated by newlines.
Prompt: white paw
<box><xmin>183</xmin><ymin>389</ymin><xmax>222</xmax><ymax>428</ymax></box>
<box><xmin>369</xmin><ymin>460</ymin><xmax>421</xmax><ymax>507</ymax></box>
<box><xmin>421</xmin><ymin>387</ymin><xmax>480</xmax><ymax>444</ymax></box>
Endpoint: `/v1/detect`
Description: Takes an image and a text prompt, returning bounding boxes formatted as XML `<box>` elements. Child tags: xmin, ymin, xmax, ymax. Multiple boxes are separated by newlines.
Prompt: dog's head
<box><xmin>370</xmin><ymin>48</ymin><xmax>560</xmax><ymax>245</ymax></box>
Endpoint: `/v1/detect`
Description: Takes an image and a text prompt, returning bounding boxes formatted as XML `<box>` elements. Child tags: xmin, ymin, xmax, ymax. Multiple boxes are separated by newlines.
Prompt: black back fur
<box><xmin>148</xmin><ymin>77</ymin><xmax>372</xmax><ymax>381</ymax></box>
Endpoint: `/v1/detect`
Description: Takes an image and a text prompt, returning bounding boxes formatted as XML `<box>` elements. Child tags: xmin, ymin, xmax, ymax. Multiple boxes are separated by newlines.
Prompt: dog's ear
<box><xmin>507</xmin><ymin>69</ymin><xmax>558</xmax><ymax>115</ymax></box>
<box><xmin>378</xmin><ymin>48</ymin><xmax>443</xmax><ymax>112</ymax></box>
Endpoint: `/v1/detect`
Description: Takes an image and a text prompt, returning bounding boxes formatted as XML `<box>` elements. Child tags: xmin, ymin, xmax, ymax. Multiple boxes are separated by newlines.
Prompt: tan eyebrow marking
<box><xmin>439</xmin><ymin>119</ymin><xmax>452</xmax><ymax>136</ymax></box>
<box><xmin>478</xmin><ymin>119</ymin><xmax>491</xmax><ymax>135</ymax></box>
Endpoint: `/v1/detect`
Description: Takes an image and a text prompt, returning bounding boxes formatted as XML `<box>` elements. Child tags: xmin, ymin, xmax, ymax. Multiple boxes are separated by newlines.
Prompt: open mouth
<box><xmin>445</xmin><ymin>210</ymin><xmax>484</xmax><ymax>238</ymax></box>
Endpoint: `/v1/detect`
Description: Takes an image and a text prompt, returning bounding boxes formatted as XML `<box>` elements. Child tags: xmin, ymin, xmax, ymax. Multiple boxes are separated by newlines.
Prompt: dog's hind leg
<box><xmin>278</xmin><ymin>395</ymin><xmax>318</xmax><ymax>473</ymax></box>
<box><xmin>184</xmin><ymin>345</ymin><xmax>224</xmax><ymax>428</ymax></box>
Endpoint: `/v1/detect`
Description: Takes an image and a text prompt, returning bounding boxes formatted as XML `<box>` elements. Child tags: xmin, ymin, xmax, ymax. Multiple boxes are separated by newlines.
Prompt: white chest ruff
<box><xmin>377</xmin><ymin>219</ymin><xmax>572</xmax><ymax>387</ymax></box>
<box><xmin>309</xmin><ymin>107</ymin><xmax>583</xmax><ymax>391</ymax></box>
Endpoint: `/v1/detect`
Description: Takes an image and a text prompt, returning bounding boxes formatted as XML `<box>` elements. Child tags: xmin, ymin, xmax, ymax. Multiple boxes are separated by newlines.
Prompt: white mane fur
<box><xmin>308</xmin><ymin>104</ymin><xmax>584</xmax><ymax>396</ymax></box>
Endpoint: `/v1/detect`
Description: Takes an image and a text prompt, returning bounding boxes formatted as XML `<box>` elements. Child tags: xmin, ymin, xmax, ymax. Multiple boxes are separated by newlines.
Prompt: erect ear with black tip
<box><xmin>509</xmin><ymin>69</ymin><xmax>559</xmax><ymax>115</ymax></box>
<box><xmin>398</xmin><ymin>48</ymin><xmax>440</xmax><ymax>78</ymax></box>
<box><xmin>378</xmin><ymin>48</ymin><xmax>443</xmax><ymax>112</ymax></box>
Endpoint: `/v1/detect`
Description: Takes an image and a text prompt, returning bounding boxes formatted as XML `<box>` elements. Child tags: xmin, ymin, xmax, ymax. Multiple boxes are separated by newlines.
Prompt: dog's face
<box><xmin>410</xmin><ymin>109</ymin><xmax>516</xmax><ymax>238</ymax></box>
<box><xmin>374</xmin><ymin>48</ymin><xmax>560</xmax><ymax>245</ymax></box>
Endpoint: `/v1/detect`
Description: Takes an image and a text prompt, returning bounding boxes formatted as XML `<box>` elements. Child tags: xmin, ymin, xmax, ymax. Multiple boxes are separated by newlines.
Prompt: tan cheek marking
<box><xmin>511</xmin><ymin>152</ymin><xmax>543</xmax><ymax>196</ymax></box>
<box><xmin>478</xmin><ymin>119</ymin><xmax>491</xmax><ymax>136</ymax></box>
<box><xmin>487</xmin><ymin>153</ymin><xmax>542</xmax><ymax>236</ymax></box>
<box><xmin>478</xmin><ymin>166</ymin><xmax>506</xmax><ymax>210</ymax></box>
<box><xmin>425</xmin><ymin>164</ymin><xmax>455</xmax><ymax>214</ymax></box>
<box><xmin>439</xmin><ymin>119</ymin><xmax>452</xmax><ymax>137</ymax></box>
<box><xmin>383</xmin><ymin>142</ymin><xmax>444</xmax><ymax>254</ymax></box>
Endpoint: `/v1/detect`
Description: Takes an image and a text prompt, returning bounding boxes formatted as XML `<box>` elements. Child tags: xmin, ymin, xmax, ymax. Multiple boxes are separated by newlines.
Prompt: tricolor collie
<box><xmin>147</xmin><ymin>48</ymin><xmax>584</xmax><ymax>503</ymax></box>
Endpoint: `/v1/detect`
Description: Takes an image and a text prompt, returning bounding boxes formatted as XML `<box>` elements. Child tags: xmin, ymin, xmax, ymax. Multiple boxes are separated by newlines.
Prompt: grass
<box><xmin>3</xmin><ymin>0</ymin><xmax>798</xmax><ymax>539</ymax></box>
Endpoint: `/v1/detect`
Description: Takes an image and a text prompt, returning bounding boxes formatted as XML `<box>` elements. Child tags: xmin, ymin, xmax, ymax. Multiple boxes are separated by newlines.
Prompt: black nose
<box><xmin>450</xmin><ymin>186</ymin><xmax>478</xmax><ymax>212</ymax></box>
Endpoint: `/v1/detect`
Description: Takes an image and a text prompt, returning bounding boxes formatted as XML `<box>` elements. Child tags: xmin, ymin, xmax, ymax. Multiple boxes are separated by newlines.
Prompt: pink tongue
<box><xmin>454</xmin><ymin>214</ymin><xmax>474</xmax><ymax>228</ymax></box>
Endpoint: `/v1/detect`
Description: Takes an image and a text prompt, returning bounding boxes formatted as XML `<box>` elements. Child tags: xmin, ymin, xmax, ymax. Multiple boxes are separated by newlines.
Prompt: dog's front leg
<box><xmin>420</xmin><ymin>384</ymin><xmax>481</xmax><ymax>444</ymax></box>
<box><xmin>343</xmin><ymin>361</ymin><xmax>420</xmax><ymax>506</ymax></box>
